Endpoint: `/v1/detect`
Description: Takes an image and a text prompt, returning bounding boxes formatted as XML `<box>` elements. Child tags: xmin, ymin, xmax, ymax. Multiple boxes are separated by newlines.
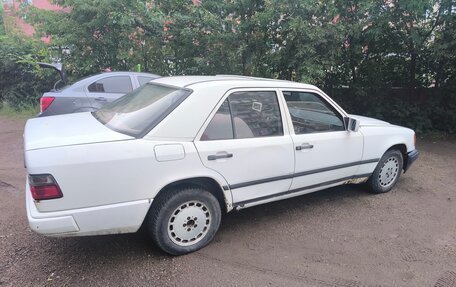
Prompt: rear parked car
<box><xmin>39</xmin><ymin>71</ymin><xmax>160</xmax><ymax>117</ymax></box>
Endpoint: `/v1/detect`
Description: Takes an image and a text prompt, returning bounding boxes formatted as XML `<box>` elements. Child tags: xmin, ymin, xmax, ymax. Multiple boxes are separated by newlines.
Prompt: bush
<box><xmin>329</xmin><ymin>87</ymin><xmax>456</xmax><ymax>134</ymax></box>
<box><xmin>0</xmin><ymin>35</ymin><xmax>57</xmax><ymax>110</ymax></box>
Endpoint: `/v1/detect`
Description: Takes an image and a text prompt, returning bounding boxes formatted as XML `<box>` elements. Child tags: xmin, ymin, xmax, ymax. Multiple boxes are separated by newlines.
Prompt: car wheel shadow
<box><xmin>44</xmin><ymin>184</ymin><xmax>372</xmax><ymax>260</ymax></box>
<box><xmin>219</xmin><ymin>183</ymin><xmax>373</xmax><ymax>233</ymax></box>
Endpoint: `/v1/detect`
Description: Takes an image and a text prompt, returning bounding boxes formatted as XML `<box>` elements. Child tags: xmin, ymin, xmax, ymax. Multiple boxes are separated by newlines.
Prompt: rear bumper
<box><xmin>26</xmin><ymin>191</ymin><xmax>79</xmax><ymax>234</ymax></box>
<box><xmin>26</xmin><ymin>185</ymin><xmax>152</xmax><ymax>237</ymax></box>
<box><xmin>404</xmin><ymin>149</ymin><xmax>419</xmax><ymax>172</ymax></box>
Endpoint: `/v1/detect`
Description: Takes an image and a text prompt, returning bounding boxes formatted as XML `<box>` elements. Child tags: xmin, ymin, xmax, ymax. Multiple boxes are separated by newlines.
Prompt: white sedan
<box><xmin>24</xmin><ymin>76</ymin><xmax>419</xmax><ymax>255</ymax></box>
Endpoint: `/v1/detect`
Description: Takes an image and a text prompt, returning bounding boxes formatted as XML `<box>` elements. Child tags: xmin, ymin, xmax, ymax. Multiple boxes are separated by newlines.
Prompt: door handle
<box><xmin>95</xmin><ymin>97</ymin><xmax>107</xmax><ymax>102</ymax></box>
<box><xmin>208</xmin><ymin>153</ymin><xmax>233</xmax><ymax>161</ymax></box>
<box><xmin>296</xmin><ymin>143</ymin><xmax>314</xmax><ymax>151</ymax></box>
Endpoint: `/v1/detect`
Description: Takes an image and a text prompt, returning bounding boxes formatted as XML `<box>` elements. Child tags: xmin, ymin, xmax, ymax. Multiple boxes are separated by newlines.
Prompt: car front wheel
<box><xmin>368</xmin><ymin>149</ymin><xmax>403</xmax><ymax>194</ymax></box>
<box><xmin>147</xmin><ymin>186</ymin><xmax>221</xmax><ymax>255</ymax></box>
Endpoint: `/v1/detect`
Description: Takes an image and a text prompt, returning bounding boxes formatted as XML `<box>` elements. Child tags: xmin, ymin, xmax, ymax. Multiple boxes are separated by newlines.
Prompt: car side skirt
<box><xmin>233</xmin><ymin>173</ymin><xmax>372</xmax><ymax>209</ymax></box>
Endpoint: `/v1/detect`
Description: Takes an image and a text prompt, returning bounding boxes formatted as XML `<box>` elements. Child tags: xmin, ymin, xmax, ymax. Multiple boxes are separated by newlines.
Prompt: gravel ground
<box><xmin>0</xmin><ymin>116</ymin><xmax>455</xmax><ymax>287</ymax></box>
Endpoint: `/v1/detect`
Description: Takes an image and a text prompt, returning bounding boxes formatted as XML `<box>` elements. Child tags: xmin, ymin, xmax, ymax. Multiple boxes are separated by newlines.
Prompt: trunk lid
<box><xmin>24</xmin><ymin>112</ymin><xmax>133</xmax><ymax>151</ymax></box>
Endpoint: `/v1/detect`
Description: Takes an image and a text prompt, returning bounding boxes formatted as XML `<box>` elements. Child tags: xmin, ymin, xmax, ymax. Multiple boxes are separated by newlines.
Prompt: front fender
<box><xmin>355</xmin><ymin>125</ymin><xmax>415</xmax><ymax>175</ymax></box>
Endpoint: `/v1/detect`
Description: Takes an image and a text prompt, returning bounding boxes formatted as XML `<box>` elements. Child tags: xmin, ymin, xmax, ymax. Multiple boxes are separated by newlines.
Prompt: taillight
<box><xmin>414</xmin><ymin>133</ymin><xmax>417</xmax><ymax>147</ymax></box>
<box><xmin>40</xmin><ymin>97</ymin><xmax>55</xmax><ymax>112</ymax></box>
<box><xmin>28</xmin><ymin>174</ymin><xmax>63</xmax><ymax>200</ymax></box>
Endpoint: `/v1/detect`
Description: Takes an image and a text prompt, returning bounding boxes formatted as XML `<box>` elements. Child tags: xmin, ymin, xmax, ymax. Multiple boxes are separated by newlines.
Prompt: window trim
<box><xmin>278</xmin><ymin>88</ymin><xmax>347</xmax><ymax>134</ymax></box>
<box><xmin>196</xmin><ymin>88</ymin><xmax>291</xmax><ymax>142</ymax></box>
<box><xmin>86</xmin><ymin>75</ymin><xmax>135</xmax><ymax>94</ymax></box>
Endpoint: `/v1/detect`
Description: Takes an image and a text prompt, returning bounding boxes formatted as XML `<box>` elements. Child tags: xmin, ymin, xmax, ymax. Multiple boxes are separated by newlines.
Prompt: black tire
<box><xmin>367</xmin><ymin>149</ymin><xmax>403</xmax><ymax>194</ymax></box>
<box><xmin>147</xmin><ymin>186</ymin><xmax>221</xmax><ymax>255</ymax></box>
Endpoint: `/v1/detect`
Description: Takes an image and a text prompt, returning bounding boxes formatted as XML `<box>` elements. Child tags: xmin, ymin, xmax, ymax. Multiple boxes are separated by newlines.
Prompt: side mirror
<box><xmin>347</xmin><ymin>117</ymin><xmax>360</xmax><ymax>132</ymax></box>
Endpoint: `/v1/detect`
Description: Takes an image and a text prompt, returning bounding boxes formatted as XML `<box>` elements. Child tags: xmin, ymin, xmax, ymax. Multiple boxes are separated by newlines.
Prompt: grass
<box><xmin>0</xmin><ymin>102</ymin><xmax>39</xmax><ymax>119</ymax></box>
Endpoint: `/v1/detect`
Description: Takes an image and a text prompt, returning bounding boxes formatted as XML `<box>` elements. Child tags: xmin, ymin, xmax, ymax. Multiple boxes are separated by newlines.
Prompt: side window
<box><xmin>87</xmin><ymin>76</ymin><xmax>133</xmax><ymax>93</ymax></box>
<box><xmin>138</xmin><ymin>76</ymin><xmax>154</xmax><ymax>86</ymax></box>
<box><xmin>229</xmin><ymin>91</ymin><xmax>283</xmax><ymax>138</ymax></box>
<box><xmin>201</xmin><ymin>99</ymin><xmax>234</xmax><ymax>141</ymax></box>
<box><xmin>283</xmin><ymin>91</ymin><xmax>344</xmax><ymax>134</ymax></box>
<box><xmin>201</xmin><ymin>91</ymin><xmax>283</xmax><ymax>141</ymax></box>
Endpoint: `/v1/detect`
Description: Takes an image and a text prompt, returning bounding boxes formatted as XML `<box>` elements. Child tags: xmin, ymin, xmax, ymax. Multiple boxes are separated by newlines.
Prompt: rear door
<box><xmin>194</xmin><ymin>89</ymin><xmax>295</xmax><ymax>208</ymax></box>
<box><xmin>280</xmin><ymin>89</ymin><xmax>364</xmax><ymax>192</ymax></box>
<box><xmin>86</xmin><ymin>75</ymin><xmax>134</xmax><ymax>110</ymax></box>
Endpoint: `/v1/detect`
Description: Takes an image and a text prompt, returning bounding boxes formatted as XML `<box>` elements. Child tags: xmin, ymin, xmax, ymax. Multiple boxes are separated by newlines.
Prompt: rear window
<box><xmin>87</xmin><ymin>76</ymin><xmax>133</xmax><ymax>93</ymax></box>
<box><xmin>93</xmin><ymin>83</ymin><xmax>191</xmax><ymax>137</ymax></box>
<box><xmin>138</xmin><ymin>76</ymin><xmax>155</xmax><ymax>86</ymax></box>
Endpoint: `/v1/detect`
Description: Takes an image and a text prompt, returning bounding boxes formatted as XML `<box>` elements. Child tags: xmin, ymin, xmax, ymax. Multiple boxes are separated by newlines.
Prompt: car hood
<box><xmin>24</xmin><ymin>112</ymin><xmax>133</xmax><ymax>151</ymax></box>
<box><xmin>348</xmin><ymin>114</ymin><xmax>391</xmax><ymax>127</ymax></box>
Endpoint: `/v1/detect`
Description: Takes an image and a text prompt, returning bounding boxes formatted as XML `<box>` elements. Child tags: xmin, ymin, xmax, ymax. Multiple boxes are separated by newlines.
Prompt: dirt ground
<box><xmin>0</xmin><ymin>116</ymin><xmax>455</xmax><ymax>287</ymax></box>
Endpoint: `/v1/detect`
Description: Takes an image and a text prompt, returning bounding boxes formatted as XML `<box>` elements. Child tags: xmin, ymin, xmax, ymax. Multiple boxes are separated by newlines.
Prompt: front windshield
<box><xmin>93</xmin><ymin>83</ymin><xmax>191</xmax><ymax>137</ymax></box>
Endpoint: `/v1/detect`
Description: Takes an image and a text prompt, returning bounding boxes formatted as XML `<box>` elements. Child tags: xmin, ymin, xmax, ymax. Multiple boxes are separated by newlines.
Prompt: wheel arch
<box><xmin>386</xmin><ymin>143</ymin><xmax>407</xmax><ymax>170</ymax></box>
<box><xmin>151</xmin><ymin>177</ymin><xmax>229</xmax><ymax>214</ymax></box>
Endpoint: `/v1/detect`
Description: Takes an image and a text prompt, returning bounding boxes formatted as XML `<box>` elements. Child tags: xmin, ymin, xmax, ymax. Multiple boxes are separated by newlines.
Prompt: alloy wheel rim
<box><xmin>167</xmin><ymin>201</ymin><xmax>211</xmax><ymax>246</ymax></box>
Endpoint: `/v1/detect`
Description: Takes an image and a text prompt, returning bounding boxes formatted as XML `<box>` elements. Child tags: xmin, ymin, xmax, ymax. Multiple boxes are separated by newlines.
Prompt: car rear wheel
<box><xmin>368</xmin><ymin>150</ymin><xmax>403</xmax><ymax>194</ymax></box>
<box><xmin>147</xmin><ymin>186</ymin><xmax>221</xmax><ymax>255</ymax></box>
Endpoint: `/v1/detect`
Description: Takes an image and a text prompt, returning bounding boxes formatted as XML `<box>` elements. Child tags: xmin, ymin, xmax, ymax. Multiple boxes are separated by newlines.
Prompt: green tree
<box><xmin>24</xmin><ymin>0</ymin><xmax>456</xmax><ymax>90</ymax></box>
<box><xmin>371</xmin><ymin>0</ymin><xmax>447</xmax><ymax>88</ymax></box>
<box><xmin>152</xmin><ymin>0</ymin><xmax>241</xmax><ymax>75</ymax></box>
<box><xmin>429</xmin><ymin>0</ymin><xmax>456</xmax><ymax>88</ymax></box>
<box><xmin>0</xmin><ymin>35</ymin><xmax>55</xmax><ymax>108</ymax></box>
<box><xmin>28</xmin><ymin>0</ymin><xmax>167</xmax><ymax>78</ymax></box>
<box><xmin>0</xmin><ymin>5</ymin><xmax>5</xmax><ymax>36</ymax></box>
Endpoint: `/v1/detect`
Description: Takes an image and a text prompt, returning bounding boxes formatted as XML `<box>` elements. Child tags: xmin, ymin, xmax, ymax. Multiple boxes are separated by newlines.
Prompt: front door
<box><xmin>194</xmin><ymin>89</ymin><xmax>294</xmax><ymax>207</ymax></box>
<box><xmin>280</xmin><ymin>90</ymin><xmax>363</xmax><ymax>192</ymax></box>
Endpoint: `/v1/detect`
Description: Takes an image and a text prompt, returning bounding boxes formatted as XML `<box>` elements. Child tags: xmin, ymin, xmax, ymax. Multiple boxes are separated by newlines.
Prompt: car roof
<box><xmin>98</xmin><ymin>71</ymin><xmax>160</xmax><ymax>77</ymax></box>
<box><xmin>151</xmin><ymin>75</ymin><xmax>317</xmax><ymax>90</ymax></box>
<box><xmin>64</xmin><ymin>71</ymin><xmax>159</xmax><ymax>90</ymax></box>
